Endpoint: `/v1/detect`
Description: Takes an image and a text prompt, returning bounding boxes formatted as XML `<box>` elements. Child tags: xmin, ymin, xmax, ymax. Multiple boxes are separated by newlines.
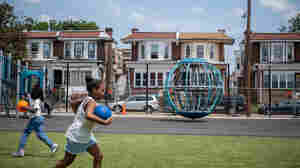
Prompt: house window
<box><xmin>279</xmin><ymin>73</ymin><xmax>286</xmax><ymax>88</ymax></box>
<box><xmin>135</xmin><ymin>72</ymin><xmax>141</xmax><ymax>87</ymax></box>
<box><xmin>272</xmin><ymin>43</ymin><xmax>283</xmax><ymax>63</ymax></box>
<box><xmin>143</xmin><ymin>73</ymin><xmax>148</xmax><ymax>86</ymax></box>
<box><xmin>287</xmin><ymin>43</ymin><xmax>293</xmax><ymax>62</ymax></box>
<box><xmin>74</xmin><ymin>41</ymin><xmax>84</xmax><ymax>58</ymax></box>
<box><xmin>43</xmin><ymin>42</ymin><xmax>51</xmax><ymax>58</ymax></box>
<box><xmin>158</xmin><ymin>73</ymin><xmax>163</xmax><ymax>86</ymax></box>
<box><xmin>264</xmin><ymin>72</ymin><xmax>294</xmax><ymax>89</ymax></box>
<box><xmin>65</xmin><ymin>42</ymin><xmax>71</xmax><ymax>58</ymax></box>
<box><xmin>150</xmin><ymin>72</ymin><xmax>156</xmax><ymax>86</ymax></box>
<box><xmin>209</xmin><ymin>44</ymin><xmax>215</xmax><ymax>59</ymax></box>
<box><xmin>287</xmin><ymin>73</ymin><xmax>294</xmax><ymax>88</ymax></box>
<box><xmin>141</xmin><ymin>44</ymin><xmax>145</xmax><ymax>59</ymax></box>
<box><xmin>31</xmin><ymin>42</ymin><xmax>39</xmax><ymax>56</ymax></box>
<box><xmin>263</xmin><ymin>72</ymin><xmax>270</xmax><ymax>88</ymax></box>
<box><xmin>237</xmin><ymin>64</ymin><xmax>240</xmax><ymax>70</ymax></box>
<box><xmin>164</xmin><ymin>45</ymin><xmax>169</xmax><ymax>59</ymax></box>
<box><xmin>272</xmin><ymin>73</ymin><xmax>279</xmax><ymax>88</ymax></box>
<box><xmin>151</xmin><ymin>44</ymin><xmax>159</xmax><ymax>59</ymax></box>
<box><xmin>197</xmin><ymin>45</ymin><xmax>204</xmax><ymax>58</ymax></box>
<box><xmin>88</xmin><ymin>41</ymin><xmax>96</xmax><ymax>59</ymax></box>
<box><xmin>261</xmin><ymin>43</ymin><xmax>269</xmax><ymax>63</ymax></box>
<box><xmin>186</xmin><ymin>45</ymin><xmax>191</xmax><ymax>58</ymax></box>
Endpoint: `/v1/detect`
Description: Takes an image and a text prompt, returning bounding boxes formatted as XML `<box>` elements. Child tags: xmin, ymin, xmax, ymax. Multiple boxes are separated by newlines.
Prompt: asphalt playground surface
<box><xmin>0</xmin><ymin>112</ymin><xmax>300</xmax><ymax>138</ymax></box>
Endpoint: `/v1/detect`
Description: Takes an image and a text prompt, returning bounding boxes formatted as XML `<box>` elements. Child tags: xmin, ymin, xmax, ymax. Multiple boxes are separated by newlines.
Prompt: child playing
<box><xmin>55</xmin><ymin>76</ymin><xmax>112</xmax><ymax>168</ymax></box>
<box><xmin>12</xmin><ymin>84</ymin><xmax>58</xmax><ymax>157</ymax></box>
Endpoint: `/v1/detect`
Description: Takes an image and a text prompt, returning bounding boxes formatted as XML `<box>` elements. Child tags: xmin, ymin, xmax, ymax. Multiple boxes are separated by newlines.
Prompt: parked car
<box><xmin>110</xmin><ymin>94</ymin><xmax>160</xmax><ymax>113</ymax></box>
<box><xmin>258</xmin><ymin>99</ymin><xmax>300</xmax><ymax>115</ymax></box>
<box><xmin>219</xmin><ymin>95</ymin><xmax>245</xmax><ymax>111</ymax></box>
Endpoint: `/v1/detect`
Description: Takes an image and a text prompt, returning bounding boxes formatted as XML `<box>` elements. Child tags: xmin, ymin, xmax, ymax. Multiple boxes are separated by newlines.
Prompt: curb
<box><xmin>0</xmin><ymin>112</ymin><xmax>298</xmax><ymax>120</ymax></box>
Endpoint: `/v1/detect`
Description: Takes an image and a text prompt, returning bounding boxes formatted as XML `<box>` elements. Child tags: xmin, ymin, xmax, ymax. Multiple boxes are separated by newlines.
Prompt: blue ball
<box><xmin>93</xmin><ymin>105</ymin><xmax>112</xmax><ymax>120</ymax></box>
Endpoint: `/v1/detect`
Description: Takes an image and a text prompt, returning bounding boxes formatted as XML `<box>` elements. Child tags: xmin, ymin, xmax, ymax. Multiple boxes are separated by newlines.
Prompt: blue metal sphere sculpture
<box><xmin>165</xmin><ymin>58</ymin><xmax>224</xmax><ymax>119</ymax></box>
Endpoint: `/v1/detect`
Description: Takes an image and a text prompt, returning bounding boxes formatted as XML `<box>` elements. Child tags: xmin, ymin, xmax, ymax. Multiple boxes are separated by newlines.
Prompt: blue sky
<box><xmin>7</xmin><ymin>0</ymin><xmax>300</xmax><ymax>67</ymax></box>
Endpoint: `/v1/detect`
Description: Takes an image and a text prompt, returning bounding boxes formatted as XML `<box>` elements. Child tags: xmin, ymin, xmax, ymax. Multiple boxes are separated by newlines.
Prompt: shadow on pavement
<box><xmin>153</xmin><ymin>118</ymin><xmax>209</xmax><ymax>123</ymax></box>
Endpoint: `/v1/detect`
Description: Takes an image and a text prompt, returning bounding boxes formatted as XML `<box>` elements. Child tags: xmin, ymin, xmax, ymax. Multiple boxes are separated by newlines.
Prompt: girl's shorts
<box><xmin>65</xmin><ymin>138</ymin><xmax>96</xmax><ymax>155</ymax></box>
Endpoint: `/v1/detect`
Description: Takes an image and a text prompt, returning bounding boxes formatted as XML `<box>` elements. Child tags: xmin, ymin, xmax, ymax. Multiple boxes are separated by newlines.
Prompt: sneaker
<box><xmin>51</xmin><ymin>144</ymin><xmax>59</xmax><ymax>153</ymax></box>
<box><xmin>12</xmin><ymin>151</ymin><xmax>24</xmax><ymax>157</ymax></box>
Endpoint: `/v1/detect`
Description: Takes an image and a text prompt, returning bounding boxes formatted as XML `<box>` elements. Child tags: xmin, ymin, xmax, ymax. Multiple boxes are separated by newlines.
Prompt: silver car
<box><xmin>111</xmin><ymin>95</ymin><xmax>160</xmax><ymax>113</ymax></box>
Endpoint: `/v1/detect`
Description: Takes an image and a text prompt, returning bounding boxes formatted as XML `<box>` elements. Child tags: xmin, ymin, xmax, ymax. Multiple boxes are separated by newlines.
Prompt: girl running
<box><xmin>12</xmin><ymin>84</ymin><xmax>58</xmax><ymax>157</ymax></box>
<box><xmin>55</xmin><ymin>76</ymin><xmax>112</xmax><ymax>168</ymax></box>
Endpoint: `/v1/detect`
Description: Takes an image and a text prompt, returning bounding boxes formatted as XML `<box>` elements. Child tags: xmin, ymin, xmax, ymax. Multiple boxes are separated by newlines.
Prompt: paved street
<box><xmin>0</xmin><ymin>113</ymin><xmax>300</xmax><ymax>138</ymax></box>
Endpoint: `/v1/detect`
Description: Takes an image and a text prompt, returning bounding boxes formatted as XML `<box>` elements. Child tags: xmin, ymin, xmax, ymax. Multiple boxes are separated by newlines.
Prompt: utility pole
<box><xmin>245</xmin><ymin>0</ymin><xmax>252</xmax><ymax>117</ymax></box>
<box><xmin>66</xmin><ymin>62</ymin><xmax>69</xmax><ymax>113</ymax></box>
<box><xmin>105</xmin><ymin>42</ymin><xmax>113</xmax><ymax>106</ymax></box>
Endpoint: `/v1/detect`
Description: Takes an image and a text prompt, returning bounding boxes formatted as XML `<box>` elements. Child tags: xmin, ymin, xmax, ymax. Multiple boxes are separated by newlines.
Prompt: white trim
<box><xmin>252</xmin><ymin>40</ymin><xmax>300</xmax><ymax>42</ymax></box>
<box><xmin>134</xmin><ymin>71</ymin><xmax>165</xmax><ymax>88</ymax></box>
<box><xmin>125</xmin><ymin>39</ymin><xmax>176</xmax><ymax>42</ymax></box>
<box><xmin>59</xmin><ymin>38</ymin><xmax>103</xmax><ymax>41</ymax></box>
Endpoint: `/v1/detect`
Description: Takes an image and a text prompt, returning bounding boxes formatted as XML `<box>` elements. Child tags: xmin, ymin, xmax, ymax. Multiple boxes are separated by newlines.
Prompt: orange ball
<box><xmin>17</xmin><ymin>100</ymin><xmax>29</xmax><ymax>112</ymax></box>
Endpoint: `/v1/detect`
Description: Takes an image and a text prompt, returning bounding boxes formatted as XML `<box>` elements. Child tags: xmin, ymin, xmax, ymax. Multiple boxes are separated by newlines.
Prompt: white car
<box><xmin>110</xmin><ymin>95</ymin><xmax>160</xmax><ymax>113</ymax></box>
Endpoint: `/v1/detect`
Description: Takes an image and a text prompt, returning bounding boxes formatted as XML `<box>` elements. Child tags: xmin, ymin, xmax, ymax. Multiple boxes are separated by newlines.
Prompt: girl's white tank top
<box><xmin>65</xmin><ymin>96</ymin><xmax>97</xmax><ymax>143</ymax></box>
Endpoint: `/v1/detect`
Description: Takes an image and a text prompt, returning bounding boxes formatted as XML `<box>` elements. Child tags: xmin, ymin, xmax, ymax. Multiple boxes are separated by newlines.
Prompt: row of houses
<box><xmin>2</xmin><ymin>27</ymin><xmax>300</xmax><ymax>105</ymax></box>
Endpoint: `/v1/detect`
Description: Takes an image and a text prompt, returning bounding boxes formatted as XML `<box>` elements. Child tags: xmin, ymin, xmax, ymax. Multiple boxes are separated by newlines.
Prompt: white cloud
<box><xmin>232</xmin><ymin>8</ymin><xmax>245</xmax><ymax>17</ymax></box>
<box><xmin>129</xmin><ymin>11</ymin><xmax>145</xmax><ymax>25</ymax></box>
<box><xmin>260</xmin><ymin>0</ymin><xmax>298</xmax><ymax>19</ymax></box>
<box><xmin>25</xmin><ymin>0</ymin><xmax>40</xmax><ymax>4</ymax></box>
<box><xmin>191</xmin><ymin>7</ymin><xmax>205</xmax><ymax>14</ymax></box>
<box><xmin>39</xmin><ymin>14</ymin><xmax>50</xmax><ymax>22</ymax></box>
<box><xmin>259</xmin><ymin>0</ymin><xmax>294</xmax><ymax>12</ymax></box>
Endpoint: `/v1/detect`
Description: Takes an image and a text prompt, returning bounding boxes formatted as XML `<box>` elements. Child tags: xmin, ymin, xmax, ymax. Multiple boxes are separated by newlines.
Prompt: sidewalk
<box><xmin>1</xmin><ymin>109</ymin><xmax>298</xmax><ymax>120</ymax></box>
<box><xmin>45</xmin><ymin>109</ymin><xmax>300</xmax><ymax>120</ymax></box>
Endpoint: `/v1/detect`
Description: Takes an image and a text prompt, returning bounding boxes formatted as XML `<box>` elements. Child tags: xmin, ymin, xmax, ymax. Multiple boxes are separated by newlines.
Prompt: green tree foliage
<box><xmin>279</xmin><ymin>12</ymin><xmax>300</xmax><ymax>32</ymax></box>
<box><xmin>30</xmin><ymin>19</ymin><xmax>99</xmax><ymax>31</ymax></box>
<box><xmin>32</xmin><ymin>21</ymin><xmax>49</xmax><ymax>31</ymax></box>
<box><xmin>57</xmin><ymin>19</ymin><xmax>99</xmax><ymax>30</ymax></box>
<box><xmin>288</xmin><ymin>13</ymin><xmax>300</xmax><ymax>32</ymax></box>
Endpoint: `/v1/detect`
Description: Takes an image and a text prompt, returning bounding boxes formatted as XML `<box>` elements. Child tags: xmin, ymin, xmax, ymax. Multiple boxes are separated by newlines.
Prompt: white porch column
<box><xmin>16</xmin><ymin>60</ymin><xmax>21</xmax><ymax>119</ymax></box>
<box><xmin>25</xmin><ymin>62</ymin><xmax>29</xmax><ymax>93</ymax></box>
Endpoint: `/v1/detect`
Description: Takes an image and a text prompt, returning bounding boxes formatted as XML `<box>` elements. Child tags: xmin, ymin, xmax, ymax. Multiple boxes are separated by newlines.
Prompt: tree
<box><xmin>279</xmin><ymin>12</ymin><xmax>300</xmax><ymax>32</ymax></box>
<box><xmin>29</xmin><ymin>19</ymin><xmax>99</xmax><ymax>31</ymax></box>
<box><xmin>287</xmin><ymin>13</ymin><xmax>300</xmax><ymax>32</ymax></box>
<box><xmin>60</xmin><ymin>19</ymin><xmax>99</xmax><ymax>30</ymax></box>
<box><xmin>0</xmin><ymin>2</ymin><xmax>15</xmax><ymax>29</ymax></box>
<box><xmin>0</xmin><ymin>2</ymin><xmax>27</xmax><ymax>60</ymax></box>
